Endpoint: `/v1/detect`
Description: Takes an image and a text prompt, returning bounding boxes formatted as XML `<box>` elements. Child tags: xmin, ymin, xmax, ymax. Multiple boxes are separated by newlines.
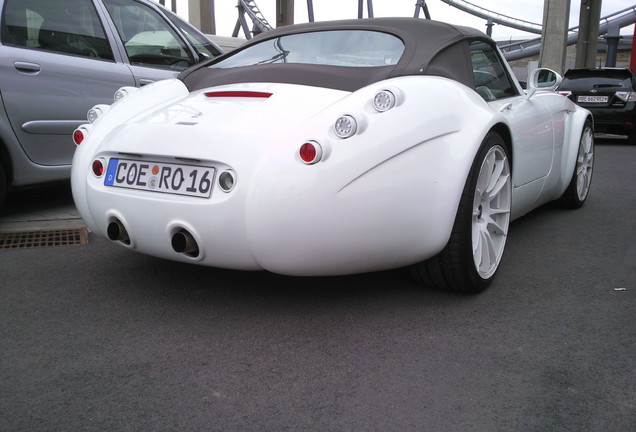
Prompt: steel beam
<box><xmin>276</xmin><ymin>0</ymin><xmax>294</xmax><ymax>27</ymax></box>
<box><xmin>575</xmin><ymin>0</ymin><xmax>602</xmax><ymax>69</ymax></box>
<box><xmin>604</xmin><ymin>23</ymin><xmax>621</xmax><ymax>67</ymax></box>
<box><xmin>188</xmin><ymin>0</ymin><xmax>216</xmax><ymax>34</ymax></box>
<box><xmin>539</xmin><ymin>0</ymin><xmax>571</xmax><ymax>74</ymax></box>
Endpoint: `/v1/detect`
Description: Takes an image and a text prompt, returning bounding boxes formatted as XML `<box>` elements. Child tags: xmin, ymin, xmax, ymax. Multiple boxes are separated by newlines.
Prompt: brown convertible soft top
<box><xmin>179</xmin><ymin>17</ymin><xmax>491</xmax><ymax>92</ymax></box>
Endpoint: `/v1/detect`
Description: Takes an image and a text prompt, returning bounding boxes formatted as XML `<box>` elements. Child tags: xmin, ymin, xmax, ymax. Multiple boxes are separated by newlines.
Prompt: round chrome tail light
<box><xmin>334</xmin><ymin>115</ymin><xmax>357</xmax><ymax>139</ymax></box>
<box><xmin>373</xmin><ymin>90</ymin><xmax>396</xmax><ymax>112</ymax></box>
<box><xmin>87</xmin><ymin>104</ymin><xmax>111</xmax><ymax>124</ymax></box>
<box><xmin>114</xmin><ymin>86</ymin><xmax>138</xmax><ymax>102</ymax></box>
<box><xmin>73</xmin><ymin>129</ymin><xmax>85</xmax><ymax>145</ymax></box>
<box><xmin>72</xmin><ymin>124</ymin><xmax>92</xmax><ymax>145</ymax></box>
<box><xmin>299</xmin><ymin>141</ymin><xmax>322</xmax><ymax>164</ymax></box>
<box><xmin>92</xmin><ymin>158</ymin><xmax>106</xmax><ymax>177</ymax></box>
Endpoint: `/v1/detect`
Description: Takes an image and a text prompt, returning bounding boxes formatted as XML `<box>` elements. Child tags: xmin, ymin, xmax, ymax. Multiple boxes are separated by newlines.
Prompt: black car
<box><xmin>558</xmin><ymin>68</ymin><xmax>636</xmax><ymax>144</ymax></box>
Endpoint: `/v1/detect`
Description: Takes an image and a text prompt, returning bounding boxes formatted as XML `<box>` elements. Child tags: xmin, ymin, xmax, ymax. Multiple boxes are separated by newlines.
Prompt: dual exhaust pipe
<box><xmin>107</xmin><ymin>218</ymin><xmax>199</xmax><ymax>257</ymax></box>
<box><xmin>171</xmin><ymin>229</ymin><xmax>199</xmax><ymax>257</ymax></box>
<box><xmin>107</xmin><ymin>219</ymin><xmax>130</xmax><ymax>245</ymax></box>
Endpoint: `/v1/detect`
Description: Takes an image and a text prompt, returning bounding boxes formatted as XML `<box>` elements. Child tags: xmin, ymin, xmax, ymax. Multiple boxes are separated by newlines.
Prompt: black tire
<box><xmin>627</xmin><ymin>131</ymin><xmax>636</xmax><ymax>145</ymax></box>
<box><xmin>410</xmin><ymin>132</ymin><xmax>512</xmax><ymax>293</ymax></box>
<box><xmin>0</xmin><ymin>160</ymin><xmax>6</xmax><ymax>210</ymax></box>
<box><xmin>557</xmin><ymin>119</ymin><xmax>594</xmax><ymax>209</ymax></box>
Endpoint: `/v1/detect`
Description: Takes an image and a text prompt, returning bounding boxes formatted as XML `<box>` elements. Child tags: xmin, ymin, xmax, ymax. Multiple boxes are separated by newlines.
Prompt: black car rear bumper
<box><xmin>586</xmin><ymin>104</ymin><xmax>636</xmax><ymax>135</ymax></box>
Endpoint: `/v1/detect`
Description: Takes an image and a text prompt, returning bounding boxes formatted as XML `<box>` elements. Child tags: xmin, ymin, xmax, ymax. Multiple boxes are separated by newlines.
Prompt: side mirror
<box><xmin>526</xmin><ymin>68</ymin><xmax>563</xmax><ymax>99</ymax></box>
<box><xmin>197</xmin><ymin>52</ymin><xmax>211</xmax><ymax>63</ymax></box>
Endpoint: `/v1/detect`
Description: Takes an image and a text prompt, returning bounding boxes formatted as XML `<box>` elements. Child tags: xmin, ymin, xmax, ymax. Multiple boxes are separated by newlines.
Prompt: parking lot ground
<box><xmin>0</xmin><ymin>182</ymin><xmax>83</xmax><ymax>232</ymax></box>
<box><xmin>0</xmin><ymin>139</ymin><xmax>634</xmax><ymax>432</ymax></box>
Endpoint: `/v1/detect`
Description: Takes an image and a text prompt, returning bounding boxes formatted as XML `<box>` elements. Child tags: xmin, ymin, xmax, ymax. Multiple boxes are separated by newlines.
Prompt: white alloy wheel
<box><xmin>410</xmin><ymin>132</ymin><xmax>511</xmax><ymax>292</ymax></box>
<box><xmin>471</xmin><ymin>145</ymin><xmax>512</xmax><ymax>279</ymax></box>
<box><xmin>575</xmin><ymin>126</ymin><xmax>594</xmax><ymax>201</ymax></box>
<box><xmin>557</xmin><ymin>119</ymin><xmax>594</xmax><ymax>209</ymax></box>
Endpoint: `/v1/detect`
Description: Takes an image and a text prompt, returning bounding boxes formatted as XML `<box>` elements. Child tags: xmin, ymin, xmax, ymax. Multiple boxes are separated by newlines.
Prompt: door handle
<box><xmin>139</xmin><ymin>79</ymin><xmax>155</xmax><ymax>86</ymax></box>
<box><xmin>498</xmin><ymin>102</ymin><xmax>513</xmax><ymax>112</ymax></box>
<box><xmin>14</xmin><ymin>61</ymin><xmax>41</xmax><ymax>74</ymax></box>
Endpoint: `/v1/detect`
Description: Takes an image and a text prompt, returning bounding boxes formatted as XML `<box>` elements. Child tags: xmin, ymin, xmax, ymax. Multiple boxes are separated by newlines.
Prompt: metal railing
<box><xmin>232</xmin><ymin>0</ymin><xmax>273</xmax><ymax>39</ymax></box>
<box><xmin>500</xmin><ymin>5</ymin><xmax>636</xmax><ymax>61</ymax></box>
<box><xmin>440</xmin><ymin>0</ymin><xmax>543</xmax><ymax>34</ymax></box>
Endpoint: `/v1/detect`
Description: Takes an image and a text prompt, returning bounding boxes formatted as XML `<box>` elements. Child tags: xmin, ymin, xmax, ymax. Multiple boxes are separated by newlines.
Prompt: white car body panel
<box><xmin>71</xmin><ymin>18</ymin><xmax>593</xmax><ymax>283</ymax></box>
<box><xmin>72</xmin><ymin>75</ymin><xmax>588</xmax><ymax>276</ymax></box>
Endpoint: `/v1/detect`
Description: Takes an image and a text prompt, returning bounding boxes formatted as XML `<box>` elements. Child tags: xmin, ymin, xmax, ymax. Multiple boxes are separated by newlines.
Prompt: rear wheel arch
<box><xmin>490</xmin><ymin>123</ymin><xmax>513</xmax><ymax>167</ymax></box>
<box><xmin>411</xmin><ymin>129</ymin><xmax>513</xmax><ymax>292</ymax></box>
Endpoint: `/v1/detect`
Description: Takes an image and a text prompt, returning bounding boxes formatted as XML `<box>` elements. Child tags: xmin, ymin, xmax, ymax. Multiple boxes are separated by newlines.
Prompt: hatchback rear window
<box><xmin>562</xmin><ymin>69</ymin><xmax>634</xmax><ymax>89</ymax></box>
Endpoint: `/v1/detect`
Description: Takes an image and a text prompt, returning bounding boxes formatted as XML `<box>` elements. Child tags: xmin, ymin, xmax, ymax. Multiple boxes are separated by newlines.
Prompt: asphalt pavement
<box><xmin>0</xmin><ymin>138</ymin><xmax>634</xmax><ymax>432</ymax></box>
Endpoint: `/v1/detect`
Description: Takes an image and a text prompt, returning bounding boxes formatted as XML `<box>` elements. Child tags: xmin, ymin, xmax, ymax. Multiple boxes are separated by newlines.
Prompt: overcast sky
<box><xmin>166</xmin><ymin>0</ymin><xmax>635</xmax><ymax>41</ymax></box>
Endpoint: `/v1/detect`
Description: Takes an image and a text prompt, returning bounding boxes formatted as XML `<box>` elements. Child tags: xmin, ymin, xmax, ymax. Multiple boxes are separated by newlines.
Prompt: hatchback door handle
<box><xmin>14</xmin><ymin>61</ymin><xmax>41</xmax><ymax>73</ymax></box>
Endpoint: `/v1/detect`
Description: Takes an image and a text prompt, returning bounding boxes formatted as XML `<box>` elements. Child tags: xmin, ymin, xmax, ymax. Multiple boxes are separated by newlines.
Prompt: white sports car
<box><xmin>71</xmin><ymin>18</ymin><xmax>594</xmax><ymax>292</ymax></box>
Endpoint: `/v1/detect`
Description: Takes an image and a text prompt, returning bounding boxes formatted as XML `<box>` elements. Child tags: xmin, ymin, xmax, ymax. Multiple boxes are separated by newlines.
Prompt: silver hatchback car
<box><xmin>0</xmin><ymin>0</ymin><xmax>222</xmax><ymax>208</ymax></box>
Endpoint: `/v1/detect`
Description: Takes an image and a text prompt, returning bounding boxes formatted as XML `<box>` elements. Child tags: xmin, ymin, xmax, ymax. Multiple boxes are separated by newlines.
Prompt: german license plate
<box><xmin>577</xmin><ymin>95</ymin><xmax>608</xmax><ymax>103</ymax></box>
<box><xmin>104</xmin><ymin>158</ymin><xmax>214</xmax><ymax>198</ymax></box>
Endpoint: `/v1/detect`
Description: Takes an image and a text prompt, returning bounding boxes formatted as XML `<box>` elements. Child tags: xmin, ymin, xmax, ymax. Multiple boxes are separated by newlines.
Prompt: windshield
<box><xmin>209</xmin><ymin>30</ymin><xmax>404</xmax><ymax>69</ymax></box>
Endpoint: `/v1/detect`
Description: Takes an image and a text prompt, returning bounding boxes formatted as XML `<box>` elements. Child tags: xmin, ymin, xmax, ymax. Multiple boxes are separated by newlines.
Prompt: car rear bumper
<box><xmin>586</xmin><ymin>105</ymin><xmax>636</xmax><ymax>134</ymax></box>
<box><xmin>79</xmin><ymin>174</ymin><xmax>457</xmax><ymax>276</ymax></box>
<box><xmin>74</xmin><ymin>134</ymin><xmax>465</xmax><ymax>276</ymax></box>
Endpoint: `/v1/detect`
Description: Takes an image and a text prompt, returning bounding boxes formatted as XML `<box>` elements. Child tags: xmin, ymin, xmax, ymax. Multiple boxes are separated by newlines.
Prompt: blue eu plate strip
<box><xmin>104</xmin><ymin>158</ymin><xmax>119</xmax><ymax>186</ymax></box>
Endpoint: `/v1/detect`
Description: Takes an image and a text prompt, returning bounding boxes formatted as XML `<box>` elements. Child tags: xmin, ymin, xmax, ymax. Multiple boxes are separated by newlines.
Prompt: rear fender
<box><xmin>557</xmin><ymin>107</ymin><xmax>593</xmax><ymax>197</ymax></box>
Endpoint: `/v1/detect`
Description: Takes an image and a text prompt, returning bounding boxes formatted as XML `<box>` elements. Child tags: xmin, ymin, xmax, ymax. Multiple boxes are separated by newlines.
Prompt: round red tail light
<box><xmin>299</xmin><ymin>141</ymin><xmax>322</xmax><ymax>164</ymax></box>
<box><xmin>73</xmin><ymin>129</ymin><xmax>84</xmax><ymax>145</ymax></box>
<box><xmin>92</xmin><ymin>159</ymin><xmax>104</xmax><ymax>177</ymax></box>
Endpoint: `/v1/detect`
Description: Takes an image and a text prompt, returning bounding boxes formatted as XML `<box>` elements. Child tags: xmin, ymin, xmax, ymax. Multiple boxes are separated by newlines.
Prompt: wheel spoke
<box><xmin>486</xmin><ymin>158</ymin><xmax>505</xmax><ymax>192</ymax></box>
<box><xmin>488</xmin><ymin>206</ymin><xmax>511</xmax><ymax>215</ymax></box>
<box><xmin>486</xmin><ymin>215</ymin><xmax>509</xmax><ymax>236</ymax></box>
<box><xmin>487</xmin><ymin>170</ymin><xmax>511</xmax><ymax>201</ymax></box>
<box><xmin>472</xmin><ymin>226</ymin><xmax>497</xmax><ymax>274</ymax></box>
<box><xmin>473</xmin><ymin>229</ymin><xmax>483</xmax><ymax>269</ymax></box>
<box><xmin>476</xmin><ymin>152</ymin><xmax>495</xmax><ymax>196</ymax></box>
<box><xmin>483</xmin><ymin>229</ymin><xmax>497</xmax><ymax>268</ymax></box>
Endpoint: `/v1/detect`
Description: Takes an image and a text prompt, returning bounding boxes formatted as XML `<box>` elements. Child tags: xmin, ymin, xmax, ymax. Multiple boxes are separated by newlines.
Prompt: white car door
<box><xmin>469</xmin><ymin>41</ymin><xmax>555</xmax><ymax>187</ymax></box>
<box><xmin>492</xmin><ymin>96</ymin><xmax>556</xmax><ymax>187</ymax></box>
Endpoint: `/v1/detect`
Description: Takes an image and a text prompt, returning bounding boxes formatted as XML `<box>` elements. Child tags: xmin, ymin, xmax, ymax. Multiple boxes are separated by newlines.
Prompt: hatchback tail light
<box><xmin>615</xmin><ymin>91</ymin><xmax>636</xmax><ymax>102</ymax></box>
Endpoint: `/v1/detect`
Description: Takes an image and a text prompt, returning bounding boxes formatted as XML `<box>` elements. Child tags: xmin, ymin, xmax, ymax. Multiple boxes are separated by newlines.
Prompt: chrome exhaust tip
<box><xmin>171</xmin><ymin>229</ymin><xmax>199</xmax><ymax>257</ymax></box>
<box><xmin>107</xmin><ymin>219</ymin><xmax>130</xmax><ymax>245</ymax></box>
